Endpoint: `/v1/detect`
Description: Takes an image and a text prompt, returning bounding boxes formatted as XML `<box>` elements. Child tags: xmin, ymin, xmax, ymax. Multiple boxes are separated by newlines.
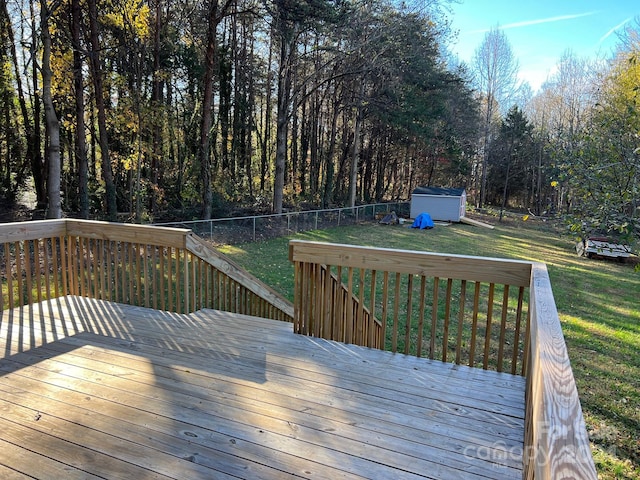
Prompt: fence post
<box><xmin>315</xmin><ymin>211</ymin><xmax>318</xmax><ymax>230</ymax></box>
<box><xmin>253</xmin><ymin>217</ymin><xmax>256</xmax><ymax>242</ymax></box>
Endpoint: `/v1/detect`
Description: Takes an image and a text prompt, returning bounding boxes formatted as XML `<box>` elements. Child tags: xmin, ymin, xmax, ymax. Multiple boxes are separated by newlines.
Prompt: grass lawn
<box><xmin>217</xmin><ymin>215</ymin><xmax>640</xmax><ymax>479</ymax></box>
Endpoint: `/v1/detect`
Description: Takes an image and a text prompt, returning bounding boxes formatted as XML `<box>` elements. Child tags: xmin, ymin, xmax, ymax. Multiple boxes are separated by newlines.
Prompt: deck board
<box><xmin>0</xmin><ymin>296</ymin><xmax>525</xmax><ymax>479</ymax></box>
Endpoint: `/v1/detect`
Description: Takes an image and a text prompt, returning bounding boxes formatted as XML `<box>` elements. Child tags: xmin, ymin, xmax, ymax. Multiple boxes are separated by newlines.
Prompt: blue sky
<box><xmin>447</xmin><ymin>0</ymin><xmax>640</xmax><ymax>91</ymax></box>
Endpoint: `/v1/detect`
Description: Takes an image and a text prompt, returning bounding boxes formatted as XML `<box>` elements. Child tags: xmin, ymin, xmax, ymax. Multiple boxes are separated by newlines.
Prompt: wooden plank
<box><xmin>15</xmin><ymin>242</ymin><xmax>23</xmax><ymax>307</ymax></box>
<box><xmin>289</xmin><ymin>240</ymin><xmax>531</xmax><ymax>287</ymax></box>
<box><xmin>0</xmin><ymin>437</ymin><xmax>105</xmax><ymax>480</ymax></box>
<box><xmin>483</xmin><ymin>283</ymin><xmax>495</xmax><ymax>370</ymax></box>
<box><xmin>456</xmin><ymin>280</ymin><xmax>467</xmax><ymax>365</ymax></box>
<box><xmin>497</xmin><ymin>285</ymin><xmax>510</xmax><ymax>372</ymax></box>
<box><xmin>512</xmin><ymin>287</ymin><xmax>525</xmax><ymax>375</ymax></box>
<box><xmin>392</xmin><ymin>272</ymin><xmax>400</xmax><ymax>352</ymax></box>
<box><xmin>442</xmin><ymin>278</ymin><xmax>453</xmax><ymax>362</ymax></box>
<box><xmin>65</xmin><ymin>219</ymin><xmax>188</xmax><ymax>248</ymax></box>
<box><xmin>404</xmin><ymin>274</ymin><xmax>413</xmax><ymax>354</ymax></box>
<box><xmin>24</xmin><ymin>241</ymin><xmax>32</xmax><ymax>305</ymax></box>
<box><xmin>4</xmin><ymin>243</ymin><xmax>14</xmax><ymax>309</ymax></box>
<box><xmin>460</xmin><ymin>216</ymin><xmax>495</xmax><ymax>229</ymax></box>
<box><xmin>525</xmin><ymin>262</ymin><xmax>597</xmax><ymax>479</ymax></box>
<box><xmin>0</xmin><ymin>219</ymin><xmax>66</xmax><ymax>243</ymax></box>
<box><xmin>430</xmin><ymin>276</ymin><xmax>438</xmax><ymax>359</ymax></box>
<box><xmin>469</xmin><ymin>282</ymin><xmax>480</xmax><ymax>368</ymax></box>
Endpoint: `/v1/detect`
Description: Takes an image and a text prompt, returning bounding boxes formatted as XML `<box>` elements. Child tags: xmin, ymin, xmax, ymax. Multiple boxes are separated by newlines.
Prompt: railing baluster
<box><xmin>455</xmin><ymin>279</ymin><xmax>467</xmax><ymax>365</ymax></box>
<box><xmin>335</xmin><ymin>265</ymin><xmax>344</xmax><ymax>342</ymax></box>
<box><xmin>392</xmin><ymin>272</ymin><xmax>400</xmax><ymax>353</ymax></box>
<box><xmin>404</xmin><ymin>274</ymin><xmax>413</xmax><ymax>355</ymax></box>
<box><xmin>416</xmin><ymin>276</ymin><xmax>426</xmax><ymax>357</ymax></box>
<box><xmin>497</xmin><ymin>285</ymin><xmax>510</xmax><ymax>372</ymax></box>
<box><xmin>167</xmin><ymin>246</ymin><xmax>174</xmax><ymax>311</ymax></box>
<box><xmin>469</xmin><ymin>281</ymin><xmax>481</xmax><ymax>368</ymax></box>
<box><xmin>483</xmin><ymin>283</ymin><xmax>495</xmax><ymax>370</ymax></box>
<box><xmin>24</xmin><ymin>240</ymin><xmax>32</xmax><ymax>306</ymax></box>
<box><xmin>512</xmin><ymin>286</ymin><xmax>525</xmax><ymax>375</ymax></box>
<box><xmin>368</xmin><ymin>269</ymin><xmax>377</xmax><ymax>348</ymax></box>
<box><xmin>34</xmin><ymin>239</ymin><xmax>42</xmax><ymax>303</ymax></box>
<box><xmin>3</xmin><ymin>243</ymin><xmax>12</xmax><ymax>309</ymax></box>
<box><xmin>356</xmin><ymin>268</ymin><xmax>365</xmax><ymax>344</ymax></box>
<box><xmin>92</xmin><ymin>238</ymin><xmax>99</xmax><ymax>298</ymax></box>
<box><xmin>346</xmin><ymin>267</ymin><xmax>354</xmax><ymax>344</ymax></box>
<box><xmin>442</xmin><ymin>278</ymin><xmax>453</xmax><ymax>362</ymax></box>
<box><xmin>429</xmin><ymin>277</ymin><xmax>439</xmax><ymax>359</ymax></box>
<box><xmin>380</xmin><ymin>271</ymin><xmax>389</xmax><ymax>351</ymax></box>
<box><xmin>323</xmin><ymin>265</ymin><xmax>333</xmax><ymax>340</ymax></box>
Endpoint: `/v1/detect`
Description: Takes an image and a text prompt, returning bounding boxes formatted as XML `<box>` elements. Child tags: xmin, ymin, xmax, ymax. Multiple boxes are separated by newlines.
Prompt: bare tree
<box><xmin>471</xmin><ymin>26</ymin><xmax>519</xmax><ymax>207</ymax></box>
<box><xmin>87</xmin><ymin>0</ymin><xmax>117</xmax><ymax>220</ymax></box>
<box><xmin>41</xmin><ymin>0</ymin><xmax>61</xmax><ymax>218</ymax></box>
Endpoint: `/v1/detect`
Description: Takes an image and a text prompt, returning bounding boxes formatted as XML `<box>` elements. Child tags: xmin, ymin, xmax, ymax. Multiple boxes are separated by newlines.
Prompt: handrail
<box><xmin>0</xmin><ymin>219</ymin><xmax>293</xmax><ymax>322</ymax></box>
<box><xmin>524</xmin><ymin>263</ymin><xmax>597</xmax><ymax>479</ymax></box>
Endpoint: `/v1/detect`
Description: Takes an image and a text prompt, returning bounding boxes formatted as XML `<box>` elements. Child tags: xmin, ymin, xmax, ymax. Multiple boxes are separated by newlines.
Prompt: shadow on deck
<box><xmin>0</xmin><ymin>296</ymin><xmax>524</xmax><ymax>480</ymax></box>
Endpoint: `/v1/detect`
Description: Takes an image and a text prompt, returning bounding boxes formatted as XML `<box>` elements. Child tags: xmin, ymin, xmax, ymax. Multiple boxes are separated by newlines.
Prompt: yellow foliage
<box><xmin>104</xmin><ymin>1</ymin><xmax>150</xmax><ymax>39</ymax></box>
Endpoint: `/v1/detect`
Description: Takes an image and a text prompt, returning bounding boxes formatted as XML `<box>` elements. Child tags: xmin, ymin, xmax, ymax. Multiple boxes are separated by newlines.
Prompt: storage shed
<box><xmin>410</xmin><ymin>187</ymin><xmax>466</xmax><ymax>222</ymax></box>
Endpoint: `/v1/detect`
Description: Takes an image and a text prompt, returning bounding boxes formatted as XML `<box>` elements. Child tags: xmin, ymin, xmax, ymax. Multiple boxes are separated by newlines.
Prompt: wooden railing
<box><xmin>524</xmin><ymin>263</ymin><xmax>597</xmax><ymax>479</ymax></box>
<box><xmin>290</xmin><ymin>239</ymin><xmax>531</xmax><ymax>373</ymax></box>
<box><xmin>289</xmin><ymin>240</ymin><xmax>597</xmax><ymax>479</ymax></box>
<box><xmin>0</xmin><ymin>219</ymin><xmax>293</xmax><ymax>322</ymax></box>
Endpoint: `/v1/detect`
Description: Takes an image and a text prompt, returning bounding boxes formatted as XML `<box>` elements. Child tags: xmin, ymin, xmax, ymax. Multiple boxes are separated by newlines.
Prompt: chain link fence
<box><xmin>154</xmin><ymin>202</ymin><xmax>410</xmax><ymax>245</ymax></box>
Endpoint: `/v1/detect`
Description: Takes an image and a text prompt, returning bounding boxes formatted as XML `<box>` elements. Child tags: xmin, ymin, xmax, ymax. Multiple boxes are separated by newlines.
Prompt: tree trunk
<box><xmin>150</xmin><ymin>0</ymin><xmax>163</xmax><ymax>216</ymax></box>
<box><xmin>41</xmin><ymin>2</ymin><xmax>61</xmax><ymax>218</ymax></box>
<box><xmin>29</xmin><ymin>1</ymin><xmax>46</xmax><ymax>210</ymax></box>
<box><xmin>87</xmin><ymin>0</ymin><xmax>117</xmax><ymax>220</ymax></box>
<box><xmin>349</xmin><ymin>80</ymin><xmax>365</xmax><ymax>207</ymax></box>
<box><xmin>273</xmin><ymin>38</ymin><xmax>291</xmax><ymax>214</ymax></box>
<box><xmin>71</xmin><ymin>0</ymin><xmax>88</xmax><ymax>218</ymax></box>
<box><xmin>199</xmin><ymin>0</ymin><xmax>220</xmax><ymax>220</ymax></box>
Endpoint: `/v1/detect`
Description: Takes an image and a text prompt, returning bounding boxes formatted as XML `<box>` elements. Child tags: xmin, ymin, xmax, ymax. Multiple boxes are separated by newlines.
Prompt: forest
<box><xmin>0</xmin><ymin>0</ymin><xmax>638</xmax><ymax>243</ymax></box>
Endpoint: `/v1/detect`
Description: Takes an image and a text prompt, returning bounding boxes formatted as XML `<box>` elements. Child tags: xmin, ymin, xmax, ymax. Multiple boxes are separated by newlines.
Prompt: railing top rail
<box><xmin>289</xmin><ymin>240</ymin><xmax>533</xmax><ymax>287</ymax></box>
<box><xmin>0</xmin><ymin>219</ymin><xmax>191</xmax><ymax>249</ymax></box>
<box><xmin>528</xmin><ymin>262</ymin><xmax>597</xmax><ymax>479</ymax></box>
<box><xmin>65</xmin><ymin>219</ymin><xmax>190</xmax><ymax>248</ymax></box>
<box><xmin>0</xmin><ymin>219</ymin><xmax>67</xmax><ymax>243</ymax></box>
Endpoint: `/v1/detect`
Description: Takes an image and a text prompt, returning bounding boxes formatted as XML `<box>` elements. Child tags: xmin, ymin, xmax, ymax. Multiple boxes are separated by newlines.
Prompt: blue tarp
<box><xmin>411</xmin><ymin>212</ymin><xmax>434</xmax><ymax>229</ymax></box>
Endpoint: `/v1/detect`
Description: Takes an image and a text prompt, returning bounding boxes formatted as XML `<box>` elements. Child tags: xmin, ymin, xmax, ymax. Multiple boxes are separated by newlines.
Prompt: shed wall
<box><xmin>410</xmin><ymin>194</ymin><xmax>466</xmax><ymax>222</ymax></box>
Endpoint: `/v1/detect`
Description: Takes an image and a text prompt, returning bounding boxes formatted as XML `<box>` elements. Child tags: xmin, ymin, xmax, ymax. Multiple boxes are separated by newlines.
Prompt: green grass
<box><xmin>217</xmin><ymin>216</ymin><xmax>640</xmax><ymax>479</ymax></box>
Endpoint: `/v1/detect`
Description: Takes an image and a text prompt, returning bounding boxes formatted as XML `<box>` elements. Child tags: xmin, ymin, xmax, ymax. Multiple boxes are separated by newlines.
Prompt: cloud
<box><xmin>598</xmin><ymin>17</ymin><xmax>633</xmax><ymax>44</ymax></box>
<box><xmin>469</xmin><ymin>11</ymin><xmax>598</xmax><ymax>34</ymax></box>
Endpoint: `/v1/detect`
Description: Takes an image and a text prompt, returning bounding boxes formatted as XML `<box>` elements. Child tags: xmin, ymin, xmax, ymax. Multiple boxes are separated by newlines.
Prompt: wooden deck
<box><xmin>0</xmin><ymin>296</ymin><xmax>525</xmax><ymax>480</ymax></box>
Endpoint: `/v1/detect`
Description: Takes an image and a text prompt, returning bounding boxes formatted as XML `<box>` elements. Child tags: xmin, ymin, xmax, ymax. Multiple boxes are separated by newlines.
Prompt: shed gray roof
<box><xmin>412</xmin><ymin>187</ymin><xmax>465</xmax><ymax>196</ymax></box>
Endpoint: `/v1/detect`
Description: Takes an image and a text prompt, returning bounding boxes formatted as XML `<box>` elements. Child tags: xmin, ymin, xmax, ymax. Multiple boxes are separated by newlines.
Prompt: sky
<box><xmin>447</xmin><ymin>0</ymin><xmax>640</xmax><ymax>91</ymax></box>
